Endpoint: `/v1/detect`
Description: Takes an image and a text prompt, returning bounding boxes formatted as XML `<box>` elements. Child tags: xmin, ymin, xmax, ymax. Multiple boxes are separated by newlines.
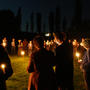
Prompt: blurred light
<box><xmin>72</xmin><ymin>39</ymin><xmax>77</xmax><ymax>46</ymax></box>
<box><xmin>21</xmin><ymin>50</ymin><xmax>25</xmax><ymax>56</ymax></box>
<box><xmin>78</xmin><ymin>59</ymin><xmax>82</xmax><ymax>63</ymax></box>
<box><xmin>1</xmin><ymin>64</ymin><xmax>6</xmax><ymax>69</ymax></box>
<box><xmin>2</xmin><ymin>42</ymin><xmax>6</xmax><ymax>47</ymax></box>
<box><xmin>45</xmin><ymin>33</ymin><xmax>51</xmax><ymax>37</ymax></box>
<box><xmin>80</xmin><ymin>42</ymin><xmax>83</xmax><ymax>46</ymax></box>
<box><xmin>76</xmin><ymin>52</ymin><xmax>80</xmax><ymax>57</ymax></box>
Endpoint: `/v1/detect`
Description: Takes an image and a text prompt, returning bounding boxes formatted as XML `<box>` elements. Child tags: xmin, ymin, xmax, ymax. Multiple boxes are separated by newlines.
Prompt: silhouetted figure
<box><xmin>55</xmin><ymin>32</ymin><xmax>74</xmax><ymax>90</ymax></box>
<box><xmin>77</xmin><ymin>37</ymin><xmax>86</xmax><ymax>58</ymax></box>
<box><xmin>80</xmin><ymin>39</ymin><xmax>90</xmax><ymax>90</ymax></box>
<box><xmin>11</xmin><ymin>38</ymin><xmax>16</xmax><ymax>55</ymax></box>
<box><xmin>27</xmin><ymin>35</ymin><xmax>57</xmax><ymax>90</ymax></box>
<box><xmin>36</xmin><ymin>13</ymin><xmax>42</xmax><ymax>33</ymax></box>
<box><xmin>0</xmin><ymin>45</ymin><xmax>13</xmax><ymax>90</ymax></box>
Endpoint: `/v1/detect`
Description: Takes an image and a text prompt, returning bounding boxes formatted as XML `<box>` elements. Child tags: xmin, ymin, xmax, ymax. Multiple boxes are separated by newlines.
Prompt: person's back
<box><xmin>32</xmin><ymin>48</ymin><xmax>57</xmax><ymax>90</ymax></box>
<box><xmin>56</xmin><ymin>40</ymin><xmax>73</xmax><ymax>90</ymax></box>
<box><xmin>54</xmin><ymin>32</ymin><xmax>74</xmax><ymax>90</ymax></box>
<box><xmin>27</xmin><ymin>35</ymin><xmax>57</xmax><ymax>90</ymax></box>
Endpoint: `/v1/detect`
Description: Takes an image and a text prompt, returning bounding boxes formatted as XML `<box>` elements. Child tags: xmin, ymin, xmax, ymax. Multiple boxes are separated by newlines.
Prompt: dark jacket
<box><xmin>0</xmin><ymin>45</ymin><xmax>13</xmax><ymax>90</ymax></box>
<box><xmin>56</xmin><ymin>41</ymin><xmax>74</xmax><ymax>89</ymax></box>
<box><xmin>27</xmin><ymin>48</ymin><xmax>57</xmax><ymax>90</ymax></box>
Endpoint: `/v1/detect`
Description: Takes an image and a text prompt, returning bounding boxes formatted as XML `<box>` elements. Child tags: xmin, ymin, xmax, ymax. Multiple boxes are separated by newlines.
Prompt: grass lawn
<box><xmin>6</xmin><ymin>56</ymin><xmax>30</xmax><ymax>90</ymax></box>
<box><xmin>6</xmin><ymin>55</ymin><xmax>86</xmax><ymax>90</ymax></box>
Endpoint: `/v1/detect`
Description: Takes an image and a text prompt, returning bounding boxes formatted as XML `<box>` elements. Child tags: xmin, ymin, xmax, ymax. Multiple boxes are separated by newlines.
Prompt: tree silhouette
<box><xmin>26</xmin><ymin>21</ymin><xmax>29</xmax><ymax>32</ymax></box>
<box><xmin>0</xmin><ymin>9</ymin><xmax>18</xmax><ymax>32</ymax></box>
<box><xmin>55</xmin><ymin>6</ymin><xmax>61</xmax><ymax>32</ymax></box>
<box><xmin>43</xmin><ymin>23</ymin><xmax>46</xmax><ymax>33</ymax></box>
<box><xmin>62</xmin><ymin>16</ymin><xmax>67</xmax><ymax>32</ymax></box>
<box><xmin>48</xmin><ymin>12</ymin><xmax>54</xmax><ymax>33</ymax></box>
<box><xmin>30</xmin><ymin>12</ymin><xmax>34</xmax><ymax>33</ymax></box>
<box><xmin>36</xmin><ymin>13</ymin><xmax>42</xmax><ymax>33</ymax></box>
<box><xmin>16</xmin><ymin>7</ymin><xmax>22</xmax><ymax>32</ymax></box>
<box><xmin>71</xmin><ymin>0</ymin><xmax>82</xmax><ymax>31</ymax></box>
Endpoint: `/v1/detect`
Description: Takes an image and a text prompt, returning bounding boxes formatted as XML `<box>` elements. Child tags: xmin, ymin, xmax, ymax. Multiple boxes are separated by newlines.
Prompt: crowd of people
<box><xmin>0</xmin><ymin>32</ymin><xmax>90</xmax><ymax>90</ymax></box>
<box><xmin>27</xmin><ymin>32</ymin><xmax>74</xmax><ymax>90</ymax></box>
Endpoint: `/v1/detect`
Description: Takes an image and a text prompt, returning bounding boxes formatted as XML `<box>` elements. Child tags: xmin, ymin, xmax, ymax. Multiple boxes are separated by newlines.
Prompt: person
<box><xmin>18</xmin><ymin>40</ymin><xmax>23</xmax><ymax>56</ymax></box>
<box><xmin>0</xmin><ymin>45</ymin><xmax>13</xmax><ymax>90</ymax></box>
<box><xmin>27</xmin><ymin>35</ymin><xmax>57</xmax><ymax>90</ymax></box>
<box><xmin>23</xmin><ymin>39</ymin><xmax>28</xmax><ymax>55</ymax></box>
<box><xmin>11</xmin><ymin>38</ymin><xmax>16</xmax><ymax>55</ymax></box>
<box><xmin>80</xmin><ymin>39</ymin><xmax>90</xmax><ymax>90</ymax></box>
<box><xmin>77</xmin><ymin>37</ymin><xmax>86</xmax><ymax>58</ymax></box>
<box><xmin>28</xmin><ymin>41</ymin><xmax>33</xmax><ymax>56</ymax></box>
<box><xmin>55</xmin><ymin>32</ymin><xmax>74</xmax><ymax>90</ymax></box>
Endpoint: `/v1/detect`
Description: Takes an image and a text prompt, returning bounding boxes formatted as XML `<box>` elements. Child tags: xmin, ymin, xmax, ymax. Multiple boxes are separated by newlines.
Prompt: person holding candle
<box><xmin>80</xmin><ymin>39</ymin><xmax>90</xmax><ymax>90</ymax></box>
<box><xmin>27</xmin><ymin>35</ymin><xmax>57</xmax><ymax>90</ymax></box>
<box><xmin>55</xmin><ymin>32</ymin><xmax>74</xmax><ymax>90</ymax></box>
<box><xmin>0</xmin><ymin>45</ymin><xmax>13</xmax><ymax>90</ymax></box>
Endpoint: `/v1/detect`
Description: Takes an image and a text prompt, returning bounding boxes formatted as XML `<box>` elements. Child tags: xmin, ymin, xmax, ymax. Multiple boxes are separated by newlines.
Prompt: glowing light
<box><xmin>80</xmin><ymin>42</ymin><xmax>83</xmax><ymax>46</ymax></box>
<box><xmin>78</xmin><ymin>59</ymin><xmax>82</xmax><ymax>63</ymax></box>
<box><xmin>72</xmin><ymin>39</ymin><xmax>77</xmax><ymax>46</ymax></box>
<box><xmin>76</xmin><ymin>52</ymin><xmax>80</xmax><ymax>57</ymax></box>
<box><xmin>46</xmin><ymin>40</ymin><xmax>50</xmax><ymax>46</ymax></box>
<box><xmin>21</xmin><ymin>50</ymin><xmax>25</xmax><ymax>56</ymax></box>
<box><xmin>2</xmin><ymin>42</ymin><xmax>6</xmax><ymax>47</ymax></box>
<box><xmin>45</xmin><ymin>33</ymin><xmax>51</xmax><ymax>37</ymax></box>
<box><xmin>1</xmin><ymin>64</ymin><xmax>6</xmax><ymax>69</ymax></box>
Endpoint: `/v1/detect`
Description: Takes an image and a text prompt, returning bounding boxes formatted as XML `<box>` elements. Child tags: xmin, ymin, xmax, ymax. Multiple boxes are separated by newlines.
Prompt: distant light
<box><xmin>78</xmin><ymin>59</ymin><xmax>82</xmax><ymax>63</ymax></box>
<box><xmin>2</xmin><ymin>42</ymin><xmax>6</xmax><ymax>47</ymax></box>
<box><xmin>80</xmin><ymin>42</ymin><xmax>83</xmax><ymax>46</ymax></box>
<box><xmin>76</xmin><ymin>52</ymin><xmax>80</xmax><ymax>57</ymax></box>
<box><xmin>1</xmin><ymin>64</ymin><xmax>6</xmax><ymax>69</ymax></box>
<box><xmin>21</xmin><ymin>50</ymin><xmax>25</xmax><ymax>56</ymax></box>
<box><xmin>72</xmin><ymin>39</ymin><xmax>77</xmax><ymax>46</ymax></box>
<box><xmin>45</xmin><ymin>33</ymin><xmax>51</xmax><ymax>37</ymax></box>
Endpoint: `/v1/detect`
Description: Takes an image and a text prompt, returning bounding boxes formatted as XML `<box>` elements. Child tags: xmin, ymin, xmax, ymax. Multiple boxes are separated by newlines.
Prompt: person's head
<box><xmin>54</xmin><ymin>32</ymin><xmax>67</xmax><ymax>43</ymax></box>
<box><xmin>33</xmin><ymin>35</ymin><xmax>44</xmax><ymax>50</ymax></box>
<box><xmin>82</xmin><ymin>39</ymin><xmax>90</xmax><ymax>49</ymax></box>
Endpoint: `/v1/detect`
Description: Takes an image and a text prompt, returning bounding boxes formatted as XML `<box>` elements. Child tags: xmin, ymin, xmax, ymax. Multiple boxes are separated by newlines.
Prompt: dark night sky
<box><xmin>0</xmin><ymin>0</ymin><xmax>90</xmax><ymax>32</ymax></box>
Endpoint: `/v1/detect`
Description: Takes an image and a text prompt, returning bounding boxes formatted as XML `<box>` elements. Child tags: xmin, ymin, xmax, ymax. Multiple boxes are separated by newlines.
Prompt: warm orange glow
<box><xmin>72</xmin><ymin>40</ymin><xmax>77</xmax><ymax>46</ymax></box>
<box><xmin>76</xmin><ymin>52</ymin><xmax>80</xmax><ymax>57</ymax></box>
<box><xmin>80</xmin><ymin>42</ymin><xmax>83</xmax><ymax>46</ymax></box>
<box><xmin>1</xmin><ymin>64</ymin><xmax>6</xmax><ymax>69</ymax></box>
<box><xmin>45</xmin><ymin>33</ymin><xmax>51</xmax><ymax>37</ymax></box>
<box><xmin>78</xmin><ymin>59</ymin><xmax>82</xmax><ymax>63</ymax></box>
<box><xmin>2</xmin><ymin>42</ymin><xmax>6</xmax><ymax>47</ymax></box>
<box><xmin>21</xmin><ymin>50</ymin><xmax>25</xmax><ymax>56</ymax></box>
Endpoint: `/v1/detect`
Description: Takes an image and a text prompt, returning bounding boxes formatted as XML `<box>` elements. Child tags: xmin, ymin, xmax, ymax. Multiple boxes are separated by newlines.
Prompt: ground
<box><xmin>6</xmin><ymin>56</ymin><xmax>86</xmax><ymax>90</ymax></box>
